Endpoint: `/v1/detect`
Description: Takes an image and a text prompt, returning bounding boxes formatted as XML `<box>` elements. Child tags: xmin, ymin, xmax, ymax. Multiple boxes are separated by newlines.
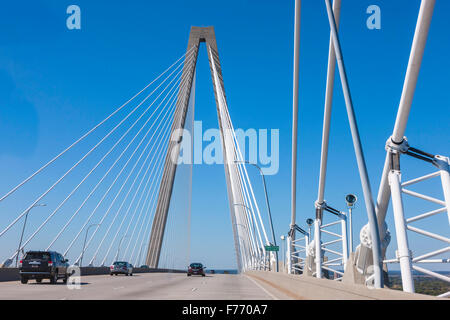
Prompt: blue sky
<box><xmin>0</xmin><ymin>1</ymin><xmax>448</xmax><ymax>270</ymax></box>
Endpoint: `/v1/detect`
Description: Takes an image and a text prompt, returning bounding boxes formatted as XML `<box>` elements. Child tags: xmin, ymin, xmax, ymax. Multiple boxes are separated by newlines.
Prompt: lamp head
<box><xmin>345</xmin><ymin>194</ymin><xmax>357</xmax><ymax>207</ymax></box>
<box><xmin>306</xmin><ymin>218</ymin><xmax>314</xmax><ymax>226</ymax></box>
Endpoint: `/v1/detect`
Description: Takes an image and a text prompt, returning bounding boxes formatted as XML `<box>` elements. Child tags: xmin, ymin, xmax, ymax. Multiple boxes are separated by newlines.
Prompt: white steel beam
<box><xmin>290</xmin><ymin>0</ymin><xmax>301</xmax><ymax>242</ymax></box>
<box><xmin>389</xmin><ymin>170</ymin><xmax>415</xmax><ymax>293</ymax></box>
<box><xmin>324</xmin><ymin>0</ymin><xmax>383</xmax><ymax>288</ymax></box>
<box><xmin>375</xmin><ymin>0</ymin><xmax>436</xmax><ymax>229</ymax></box>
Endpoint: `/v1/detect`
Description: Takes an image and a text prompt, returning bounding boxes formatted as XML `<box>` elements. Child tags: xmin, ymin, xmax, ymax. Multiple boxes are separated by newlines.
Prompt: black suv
<box><xmin>187</xmin><ymin>263</ymin><xmax>205</xmax><ymax>277</ymax></box>
<box><xmin>19</xmin><ymin>251</ymin><xmax>70</xmax><ymax>284</ymax></box>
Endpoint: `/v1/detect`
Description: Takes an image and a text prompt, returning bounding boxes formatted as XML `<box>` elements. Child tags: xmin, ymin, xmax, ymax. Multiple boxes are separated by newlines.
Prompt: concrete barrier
<box><xmin>0</xmin><ymin>267</ymin><xmax>185</xmax><ymax>282</ymax></box>
<box><xmin>0</xmin><ymin>268</ymin><xmax>21</xmax><ymax>282</ymax></box>
<box><xmin>245</xmin><ymin>270</ymin><xmax>441</xmax><ymax>300</ymax></box>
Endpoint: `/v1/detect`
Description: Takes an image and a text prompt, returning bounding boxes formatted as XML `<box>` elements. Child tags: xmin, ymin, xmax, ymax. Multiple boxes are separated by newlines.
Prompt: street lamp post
<box><xmin>234</xmin><ymin>160</ymin><xmax>279</xmax><ymax>272</ymax></box>
<box><xmin>15</xmin><ymin>203</ymin><xmax>46</xmax><ymax>267</ymax></box>
<box><xmin>306</xmin><ymin>218</ymin><xmax>314</xmax><ymax>244</ymax></box>
<box><xmin>345</xmin><ymin>194</ymin><xmax>357</xmax><ymax>253</ymax></box>
<box><xmin>80</xmin><ymin>223</ymin><xmax>100</xmax><ymax>267</ymax></box>
<box><xmin>280</xmin><ymin>235</ymin><xmax>286</xmax><ymax>272</ymax></box>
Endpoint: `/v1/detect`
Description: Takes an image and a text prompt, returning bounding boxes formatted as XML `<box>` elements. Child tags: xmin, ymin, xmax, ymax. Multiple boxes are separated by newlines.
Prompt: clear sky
<box><xmin>0</xmin><ymin>0</ymin><xmax>449</xmax><ymax>271</ymax></box>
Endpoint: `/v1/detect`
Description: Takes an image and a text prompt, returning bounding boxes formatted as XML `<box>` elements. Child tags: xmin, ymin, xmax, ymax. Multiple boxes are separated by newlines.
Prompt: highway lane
<box><xmin>0</xmin><ymin>273</ymin><xmax>279</xmax><ymax>300</ymax></box>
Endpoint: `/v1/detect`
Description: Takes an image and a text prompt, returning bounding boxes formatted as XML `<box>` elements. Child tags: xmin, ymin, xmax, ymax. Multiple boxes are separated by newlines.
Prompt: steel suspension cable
<box><xmin>99</xmin><ymin>112</ymin><xmax>174</xmax><ymax>266</ymax></box>
<box><xmin>0</xmin><ymin>49</ymin><xmax>197</xmax><ymax>240</ymax></box>
<box><xmin>61</xmin><ymin>67</ymin><xmax>189</xmax><ymax>257</ymax></box>
<box><xmin>91</xmin><ymin>82</ymin><xmax>182</xmax><ymax>265</ymax></box>
<box><xmin>209</xmin><ymin>46</ymin><xmax>270</xmax><ymax>267</ymax></box>
<box><xmin>129</xmin><ymin>76</ymin><xmax>193</xmax><ymax>266</ymax></box>
<box><xmin>25</xmin><ymin>71</ymin><xmax>186</xmax><ymax>254</ymax></box>
<box><xmin>46</xmin><ymin>57</ymin><xmax>195</xmax><ymax>251</ymax></box>
<box><xmin>110</xmin><ymin>84</ymin><xmax>185</xmax><ymax>263</ymax></box>
<box><xmin>0</xmin><ymin>46</ymin><xmax>197</xmax><ymax>204</ymax></box>
<box><xmin>76</xmin><ymin>106</ymin><xmax>175</xmax><ymax>265</ymax></box>
<box><xmin>208</xmin><ymin>48</ymin><xmax>251</xmax><ymax>266</ymax></box>
<box><xmin>8</xmin><ymin>60</ymin><xmax>190</xmax><ymax>259</ymax></box>
<box><xmin>127</xmin><ymin>157</ymin><xmax>166</xmax><ymax>264</ymax></box>
<box><xmin>97</xmin><ymin>68</ymin><xmax>192</xmax><ymax>265</ymax></box>
<box><xmin>69</xmin><ymin>67</ymin><xmax>190</xmax><ymax>262</ymax></box>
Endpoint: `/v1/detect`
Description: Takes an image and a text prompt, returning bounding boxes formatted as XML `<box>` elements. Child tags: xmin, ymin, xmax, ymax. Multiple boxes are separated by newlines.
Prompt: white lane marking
<box><xmin>113</xmin><ymin>286</ymin><xmax>125</xmax><ymax>290</ymax></box>
<box><xmin>191</xmin><ymin>287</ymin><xmax>197</xmax><ymax>292</ymax></box>
<box><xmin>245</xmin><ymin>275</ymin><xmax>278</xmax><ymax>300</ymax></box>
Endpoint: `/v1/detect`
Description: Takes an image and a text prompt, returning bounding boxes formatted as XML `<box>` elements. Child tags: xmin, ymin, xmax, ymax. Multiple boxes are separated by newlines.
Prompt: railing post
<box><xmin>341</xmin><ymin>214</ymin><xmax>348</xmax><ymax>268</ymax></box>
<box><xmin>436</xmin><ymin>156</ymin><xmax>450</xmax><ymax>224</ymax></box>
<box><xmin>348</xmin><ymin>207</ymin><xmax>353</xmax><ymax>253</ymax></box>
<box><xmin>314</xmin><ymin>218</ymin><xmax>322</xmax><ymax>278</ymax></box>
<box><xmin>287</xmin><ymin>235</ymin><xmax>292</xmax><ymax>274</ymax></box>
<box><xmin>389</xmin><ymin>170</ymin><xmax>415</xmax><ymax>293</ymax></box>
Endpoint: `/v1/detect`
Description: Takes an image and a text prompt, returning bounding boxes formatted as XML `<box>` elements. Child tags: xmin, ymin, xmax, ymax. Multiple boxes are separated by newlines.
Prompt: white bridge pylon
<box><xmin>0</xmin><ymin>27</ymin><xmax>272</xmax><ymax>273</ymax></box>
<box><xmin>145</xmin><ymin>27</ymin><xmax>272</xmax><ymax>272</ymax></box>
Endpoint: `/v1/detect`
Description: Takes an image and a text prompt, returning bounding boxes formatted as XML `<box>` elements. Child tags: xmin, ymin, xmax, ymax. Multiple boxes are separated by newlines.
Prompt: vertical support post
<box><xmin>436</xmin><ymin>156</ymin><xmax>450</xmax><ymax>224</ymax></box>
<box><xmin>315</xmin><ymin>217</ymin><xmax>322</xmax><ymax>278</ymax></box>
<box><xmin>287</xmin><ymin>235</ymin><xmax>292</xmax><ymax>274</ymax></box>
<box><xmin>324</xmin><ymin>0</ymin><xmax>383</xmax><ymax>288</ymax></box>
<box><xmin>374</xmin><ymin>0</ymin><xmax>436</xmax><ymax>230</ymax></box>
<box><xmin>316</xmin><ymin>0</ymin><xmax>341</xmax><ymax>206</ymax></box>
<box><xmin>304</xmin><ymin>234</ymin><xmax>309</xmax><ymax>272</ymax></box>
<box><xmin>314</xmin><ymin>0</ymin><xmax>341</xmax><ymax>279</ymax></box>
<box><xmin>290</xmin><ymin>0</ymin><xmax>301</xmax><ymax>264</ymax></box>
<box><xmin>341</xmin><ymin>215</ymin><xmax>348</xmax><ymax>267</ymax></box>
<box><xmin>305</xmin><ymin>234</ymin><xmax>309</xmax><ymax>257</ymax></box>
<box><xmin>348</xmin><ymin>207</ymin><xmax>353</xmax><ymax>253</ymax></box>
<box><xmin>389</xmin><ymin>170</ymin><xmax>415</xmax><ymax>293</ymax></box>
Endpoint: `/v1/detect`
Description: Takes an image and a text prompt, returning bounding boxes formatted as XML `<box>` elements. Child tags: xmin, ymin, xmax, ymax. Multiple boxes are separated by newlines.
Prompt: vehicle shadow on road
<box><xmin>26</xmin><ymin>281</ymin><xmax>90</xmax><ymax>286</ymax></box>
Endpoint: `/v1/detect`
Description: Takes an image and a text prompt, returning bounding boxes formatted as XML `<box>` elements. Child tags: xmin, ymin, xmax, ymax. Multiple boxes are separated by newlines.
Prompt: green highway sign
<box><xmin>264</xmin><ymin>245</ymin><xmax>279</xmax><ymax>252</ymax></box>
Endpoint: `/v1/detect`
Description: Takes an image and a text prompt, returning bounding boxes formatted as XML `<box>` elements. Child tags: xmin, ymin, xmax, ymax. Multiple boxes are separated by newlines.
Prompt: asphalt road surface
<box><xmin>0</xmin><ymin>273</ymin><xmax>284</xmax><ymax>300</ymax></box>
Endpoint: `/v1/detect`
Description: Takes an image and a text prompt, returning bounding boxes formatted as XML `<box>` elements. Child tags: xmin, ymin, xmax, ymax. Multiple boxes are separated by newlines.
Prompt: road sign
<box><xmin>264</xmin><ymin>245</ymin><xmax>279</xmax><ymax>252</ymax></box>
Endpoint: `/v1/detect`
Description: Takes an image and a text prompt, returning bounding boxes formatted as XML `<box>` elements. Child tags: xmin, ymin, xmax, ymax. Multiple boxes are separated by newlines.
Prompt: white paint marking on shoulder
<box><xmin>244</xmin><ymin>275</ymin><xmax>278</xmax><ymax>300</ymax></box>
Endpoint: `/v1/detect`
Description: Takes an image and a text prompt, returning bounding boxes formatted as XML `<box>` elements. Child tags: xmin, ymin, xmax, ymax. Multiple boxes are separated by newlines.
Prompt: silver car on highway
<box><xmin>110</xmin><ymin>261</ymin><xmax>133</xmax><ymax>276</ymax></box>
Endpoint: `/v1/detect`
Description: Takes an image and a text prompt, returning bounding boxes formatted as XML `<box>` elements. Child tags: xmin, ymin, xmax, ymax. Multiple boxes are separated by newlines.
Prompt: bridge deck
<box><xmin>0</xmin><ymin>273</ymin><xmax>280</xmax><ymax>300</ymax></box>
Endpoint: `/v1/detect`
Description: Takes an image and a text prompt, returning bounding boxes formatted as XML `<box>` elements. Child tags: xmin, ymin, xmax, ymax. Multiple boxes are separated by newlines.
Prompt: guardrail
<box><xmin>0</xmin><ymin>267</ymin><xmax>185</xmax><ymax>282</ymax></box>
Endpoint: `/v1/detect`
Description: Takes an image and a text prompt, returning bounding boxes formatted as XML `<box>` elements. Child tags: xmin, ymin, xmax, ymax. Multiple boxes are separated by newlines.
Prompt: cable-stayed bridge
<box><xmin>0</xmin><ymin>0</ymin><xmax>448</xmax><ymax>300</ymax></box>
<box><xmin>0</xmin><ymin>26</ymin><xmax>274</xmax><ymax>275</ymax></box>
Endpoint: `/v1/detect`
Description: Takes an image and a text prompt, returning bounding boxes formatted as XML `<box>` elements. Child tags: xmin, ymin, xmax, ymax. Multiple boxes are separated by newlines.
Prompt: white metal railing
<box><xmin>287</xmin><ymin>224</ymin><xmax>309</xmax><ymax>274</ymax></box>
<box><xmin>291</xmin><ymin>235</ymin><xmax>308</xmax><ymax>273</ymax></box>
<box><xmin>314</xmin><ymin>205</ymin><xmax>348</xmax><ymax>281</ymax></box>
<box><xmin>386</xmin><ymin>155</ymin><xmax>450</xmax><ymax>296</ymax></box>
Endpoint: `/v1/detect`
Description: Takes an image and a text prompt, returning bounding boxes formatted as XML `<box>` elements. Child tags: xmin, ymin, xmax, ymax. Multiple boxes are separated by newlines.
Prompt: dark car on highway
<box><xmin>187</xmin><ymin>263</ymin><xmax>205</xmax><ymax>277</ymax></box>
<box><xmin>19</xmin><ymin>251</ymin><xmax>69</xmax><ymax>284</ymax></box>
